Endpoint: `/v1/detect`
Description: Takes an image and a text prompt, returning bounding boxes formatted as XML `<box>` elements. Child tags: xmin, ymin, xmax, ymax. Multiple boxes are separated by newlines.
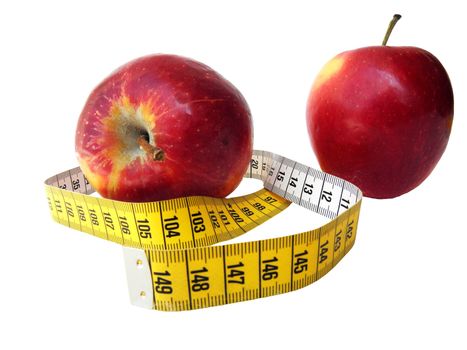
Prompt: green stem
<box><xmin>382</xmin><ymin>14</ymin><xmax>402</xmax><ymax>46</ymax></box>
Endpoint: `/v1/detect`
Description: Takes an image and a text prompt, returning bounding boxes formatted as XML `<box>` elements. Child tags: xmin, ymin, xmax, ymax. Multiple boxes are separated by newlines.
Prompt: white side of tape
<box><xmin>122</xmin><ymin>247</ymin><xmax>154</xmax><ymax>309</ymax></box>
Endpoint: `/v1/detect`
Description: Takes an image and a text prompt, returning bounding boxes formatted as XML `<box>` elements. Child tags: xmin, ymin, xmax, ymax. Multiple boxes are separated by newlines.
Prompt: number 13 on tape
<box><xmin>45</xmin><ymin>150</ymin><xmax>363</xmax><ymax>311</ymax></box>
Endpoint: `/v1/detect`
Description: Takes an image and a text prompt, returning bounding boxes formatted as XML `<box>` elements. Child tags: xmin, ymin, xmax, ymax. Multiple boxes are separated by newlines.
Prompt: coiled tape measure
<box><xmin>45</xmin><ymin>150</ymin><xmax>362</xmax><ymax>311</ymax></box>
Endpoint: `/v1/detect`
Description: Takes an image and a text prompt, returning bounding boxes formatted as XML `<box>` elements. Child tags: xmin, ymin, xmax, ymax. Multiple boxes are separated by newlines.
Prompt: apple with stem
<box><xmin>306</xmin><ymin>15</ymin><xmax>454</xmax><ymax>199</ymax></box>
<box><xmin>76</xmin><ymin>54</ymin><xmax>253</xmax><ymax>202</ymax></box>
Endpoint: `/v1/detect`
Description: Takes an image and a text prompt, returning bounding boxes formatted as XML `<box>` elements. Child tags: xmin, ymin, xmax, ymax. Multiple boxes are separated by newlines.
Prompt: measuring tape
<box><xmin>45</xmin><ymin>150</ymin><xmax>362</xmax><ymax>311</ymax></box>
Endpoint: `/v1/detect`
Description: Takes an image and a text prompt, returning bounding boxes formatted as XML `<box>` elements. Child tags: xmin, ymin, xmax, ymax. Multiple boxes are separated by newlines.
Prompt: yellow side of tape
<box><xmin>45</xmin><ymin>150</ymin><xmax>362</xmax><ymax>311</ymax></box>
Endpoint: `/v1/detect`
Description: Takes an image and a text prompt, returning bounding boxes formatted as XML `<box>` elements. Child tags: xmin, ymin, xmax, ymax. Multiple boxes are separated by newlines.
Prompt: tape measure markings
<box><xmin>57</xmin><ymin>172</ymin><xmax>73</xmax><ymax>228</ymax></box>
<box><xmin>282</xmin><ymin>160</ymin><xmax>298</xmax><ymax>199</ymax></box>
<box><xmin>200</xmin><ymin>196</ymin><xmax>227</xmax><ymax>243</ymax></box>
<box><xmin>67</xmin><ymin>186</ymin><xmax>83</xmax><ymax>233</ymax></box>
<box><xmin>57</xmin><ymin>187</ymin><xmax>71</xmax><ymax>228</ymax></box>
<box><xmin>45</xmin><ymin>150</ymin><xmax>362</xmax><ymax>311</ymax></box>
<box><xmin>157</xmin><ymin>201</ymin><xmax>169</xmax><ymax>249</ymax></box>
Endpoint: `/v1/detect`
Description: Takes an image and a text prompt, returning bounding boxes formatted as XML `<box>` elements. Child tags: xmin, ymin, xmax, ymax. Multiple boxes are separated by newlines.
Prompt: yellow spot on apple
<box><xmin>446</xmin><ymin>115</ymin><xmax>454</xmax><ymax>132</ymax></box>
<box><xmin>313</xmin><ymin>56</ymin><xmax>344</xmax><ymax>90</ymax></box>
<box><xmin>77</xmin><ymin>157</ymin><xmax>105</xmax><ymax>192</ymax></box>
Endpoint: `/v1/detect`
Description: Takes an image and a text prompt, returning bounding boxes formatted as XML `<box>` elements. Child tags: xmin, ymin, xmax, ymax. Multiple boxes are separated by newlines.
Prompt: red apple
<box><xmin>306</xmin><ymin>15</ymin><xmax>454</xmax><ymax>198</ymax></box>
<box><xmin>75</xmin><ymin>54</ymin><xmax>253</xmax><ymax>202</ymax></box>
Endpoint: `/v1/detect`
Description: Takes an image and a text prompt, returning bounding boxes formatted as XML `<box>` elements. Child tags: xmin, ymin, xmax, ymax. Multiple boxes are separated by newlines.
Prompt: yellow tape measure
<box><xmin>45</xmin><ymin>150</ymin><xmax>362</xmax><ymax>311</ymax></box>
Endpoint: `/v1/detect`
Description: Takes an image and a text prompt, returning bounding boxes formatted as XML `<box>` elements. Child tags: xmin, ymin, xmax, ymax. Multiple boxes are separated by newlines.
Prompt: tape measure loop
<box><xmin>45</xmin><ymin>150</ymin><xmax>362</xmax><ymax>311</ymax></box>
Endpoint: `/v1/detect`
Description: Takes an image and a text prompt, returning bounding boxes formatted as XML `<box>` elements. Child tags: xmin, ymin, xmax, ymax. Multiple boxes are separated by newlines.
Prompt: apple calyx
<box><xmin>137</xmin><ymin>134</ymin><xmax>164</xmax><ymax>161</ymax></box>
<box><xmin>382</xmin><ymin>14</ymin><xmax>402</xmax><ymax>46</ymax></box>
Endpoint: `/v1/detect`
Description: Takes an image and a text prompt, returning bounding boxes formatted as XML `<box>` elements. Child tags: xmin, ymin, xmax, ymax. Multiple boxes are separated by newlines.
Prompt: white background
<box><xmin>1</xmin><ymin>0</ymin><xmax>465</xmax><ymax>349</ymax></box>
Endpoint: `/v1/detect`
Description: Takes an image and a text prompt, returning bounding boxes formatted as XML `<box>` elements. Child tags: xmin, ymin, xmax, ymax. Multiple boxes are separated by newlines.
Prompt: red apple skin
<box><xmin>306</xmin><ymin>46</ymin><xmax>454</xmax><ymax>199</ymax></box>
<box><xmin>76</xmin><ymin>54</ymin><xmax>253</xmax><ymax>202</ymax></box>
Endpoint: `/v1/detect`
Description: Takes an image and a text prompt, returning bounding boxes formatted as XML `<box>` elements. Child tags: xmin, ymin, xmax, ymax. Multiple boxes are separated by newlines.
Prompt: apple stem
<box><xmin>382</xmin><ymin>14</ymin><xmax>402</xmax><ymax>46</ymax></box>
<box><xmin>137</xmin><ymin>135</ymin><xmax>164</xmax><ymax>161</ymax></box>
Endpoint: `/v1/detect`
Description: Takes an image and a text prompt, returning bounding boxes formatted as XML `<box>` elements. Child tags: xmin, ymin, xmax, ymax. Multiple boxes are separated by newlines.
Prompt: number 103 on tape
<box><xmin>45</xmin><ymin>150</ymin><xmax>363</xmax><ymax>311</ymax></box>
